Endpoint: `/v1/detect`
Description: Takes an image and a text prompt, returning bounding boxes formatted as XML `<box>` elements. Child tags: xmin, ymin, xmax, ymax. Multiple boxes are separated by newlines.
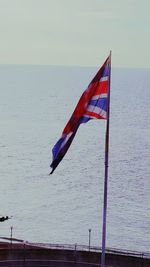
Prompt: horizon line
<box><xmin>0</xmin><ymin>63</ymin><xmax>149</xmax><ymax>70</ymax></box>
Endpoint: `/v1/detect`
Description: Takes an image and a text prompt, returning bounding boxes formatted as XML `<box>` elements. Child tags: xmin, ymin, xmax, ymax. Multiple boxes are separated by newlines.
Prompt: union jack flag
<box><xmin>50</xmin><ymin>55</ymin><xmax>111</xmax><ymax>174</ymax></box>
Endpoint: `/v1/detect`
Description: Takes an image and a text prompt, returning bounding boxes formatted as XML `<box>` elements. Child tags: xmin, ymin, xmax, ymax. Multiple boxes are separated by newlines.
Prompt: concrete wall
<box><xmin>0</xmin><ymin>243</ymin><xmax>149</xmax><ymax>267</ymax></box>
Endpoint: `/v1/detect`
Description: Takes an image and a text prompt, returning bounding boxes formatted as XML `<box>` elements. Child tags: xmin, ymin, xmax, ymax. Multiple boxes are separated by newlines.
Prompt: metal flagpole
<box><xmin>101</xmin><ymin>51</ymin><xmax>111</xmax><ymax>267</ymax></box>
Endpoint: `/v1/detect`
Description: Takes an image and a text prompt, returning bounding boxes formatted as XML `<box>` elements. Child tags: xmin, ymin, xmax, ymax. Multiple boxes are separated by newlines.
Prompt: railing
<box><xmin>0</xmin><ymin>236</ymin><xmax>149</xmax><ymax>260</ymax></box>
<box><xmin>0</xmin><ymin>237</ymin><xmax>150</xmax><ymax>267</ymax></box>
<box><xmin>26</xmin><ymin>242</ymin><xmax>150</xmax><ymax>259</ymax></box>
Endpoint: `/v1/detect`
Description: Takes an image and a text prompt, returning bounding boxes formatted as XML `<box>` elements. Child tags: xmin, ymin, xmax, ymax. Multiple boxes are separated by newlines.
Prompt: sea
<box><xmin>0</xmin><ymin>64</ymin><xmax>149</xmax><ymax>253</ymax></box>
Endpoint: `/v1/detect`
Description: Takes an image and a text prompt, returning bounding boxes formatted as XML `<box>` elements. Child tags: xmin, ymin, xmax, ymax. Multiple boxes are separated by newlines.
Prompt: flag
<box><xmin>50</xmin><ymin>55</ymin><xmax>111</xmax><ymax>174</ymax></box>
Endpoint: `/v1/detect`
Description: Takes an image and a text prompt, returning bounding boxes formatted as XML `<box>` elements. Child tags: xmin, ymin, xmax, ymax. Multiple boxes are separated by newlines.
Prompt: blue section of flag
<box><xmin>79</xmin><ymin>116</ymin><xmax>91</xmax><ymax>124</ymax></box>
<box><xmin>89</xmin><ymin>98</ymin><xmax>108</xmax><ymax>112</ymax></box>
<box><xmin>103</xmin><ymin>66</ymin><xmax>110</xmax><ymax>77</ymax></box>
<box><xmin>52</xmin><ymin>137</ymin><xmax>65</xmax><ymax>160</ymax></box>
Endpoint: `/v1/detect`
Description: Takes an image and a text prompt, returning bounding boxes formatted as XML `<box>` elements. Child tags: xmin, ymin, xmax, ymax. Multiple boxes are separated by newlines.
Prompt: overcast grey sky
<box><xmin>0</xmin><ymin>0</ymin><xmax>149</xmax><ymax>67</ymax></box>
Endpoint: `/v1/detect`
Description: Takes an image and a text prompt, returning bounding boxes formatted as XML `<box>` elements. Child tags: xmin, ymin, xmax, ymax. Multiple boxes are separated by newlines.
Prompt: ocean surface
<box><xmin>0</xmin><ymin>65</ymin><xmax>149</xmax><ymax>252</ymax></box>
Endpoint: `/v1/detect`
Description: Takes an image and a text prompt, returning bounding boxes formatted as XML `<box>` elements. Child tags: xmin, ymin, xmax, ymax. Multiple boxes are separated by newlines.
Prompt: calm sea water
<box><xmin>0</xmin><ymin>65</ymin><xmax>149</xmax><ymax>252</ymax></box>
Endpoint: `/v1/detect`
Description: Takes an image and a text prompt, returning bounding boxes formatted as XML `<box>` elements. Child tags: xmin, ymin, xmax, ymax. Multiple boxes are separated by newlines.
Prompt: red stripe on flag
<box><xmin>94</xmin><ymin>81</ymin><xmax>108</xmax><ymax>95</ymax></box>
<box><xmin>84</xmin><ymin>111</ymin><xmax>106</xmax><ymax>120</ymax></box>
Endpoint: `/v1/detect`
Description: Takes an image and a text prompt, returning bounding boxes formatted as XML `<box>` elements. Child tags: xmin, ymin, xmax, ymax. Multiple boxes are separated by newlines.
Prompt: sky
<box><xmin>0</xmin><ymin>0</ymin><xmax>150</xmax><ymax>68</ymax></box>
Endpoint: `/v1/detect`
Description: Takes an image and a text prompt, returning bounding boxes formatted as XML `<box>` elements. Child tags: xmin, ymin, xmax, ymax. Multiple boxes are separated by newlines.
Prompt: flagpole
<box><xmin>101</xmin><ymin>51</ymin><xmax>111</xmax><ymax>267</ymax></box>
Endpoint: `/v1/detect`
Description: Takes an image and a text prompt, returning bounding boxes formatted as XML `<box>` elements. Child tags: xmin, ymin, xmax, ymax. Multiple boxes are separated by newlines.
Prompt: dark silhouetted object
<box><xmin>0</xmin><ymin>216</ymin><xmax>10</xmax><ymax>222</ymax></box>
